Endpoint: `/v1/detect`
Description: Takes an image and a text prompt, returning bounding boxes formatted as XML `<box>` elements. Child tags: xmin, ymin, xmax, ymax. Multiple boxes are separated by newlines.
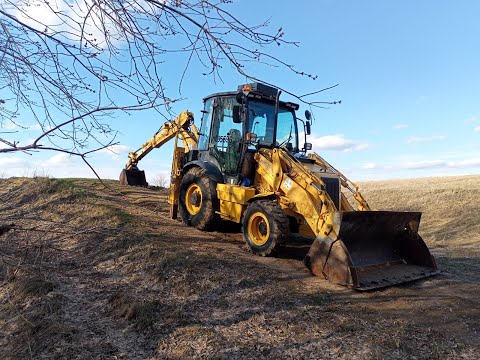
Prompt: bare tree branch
<box><xmin>0</xmin><ymin>0</ymin><xmax>337</xmax><ymax>168</ymax></box>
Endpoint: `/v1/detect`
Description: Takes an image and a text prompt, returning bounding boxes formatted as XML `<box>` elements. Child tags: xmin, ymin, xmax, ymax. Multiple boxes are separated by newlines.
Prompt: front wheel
<box><xmin>178</xmin><ymin>167</ymin><xmax>219</xmax><ymax>231</ymax></box>
<box><xmin>242</xmin><ymin>200</ymin><xmax>289</xmax><ymax>256</ymax></box>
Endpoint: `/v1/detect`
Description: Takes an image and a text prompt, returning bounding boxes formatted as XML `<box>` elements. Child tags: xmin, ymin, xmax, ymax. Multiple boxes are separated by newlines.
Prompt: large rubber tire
<box><xmin>242</xmin><ymin>200</ymin><xmax>290</xmax><ymax>256</ymax></box>
<box><xmin>178</xmin><ymin>167</ymin><xmax>219</xmax><ymax>231</ymax></box>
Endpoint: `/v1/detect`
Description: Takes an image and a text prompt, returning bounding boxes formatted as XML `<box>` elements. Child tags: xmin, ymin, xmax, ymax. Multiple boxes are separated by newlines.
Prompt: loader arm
<box><xmin>307</xmin><ymin>152</ymin><xmax>371</xmax><ymax>211</ymax></box>
<box><xmin>124</xmin><ymin>111</ymin><xmax>197</xmax><ymax>171</ymax></box>
<box><xmin>254</xmin><ymin>148</ymin><xmax>342</xmax><ymax>241</ymax></box>
<box><xmin>254</xmin><ymin>147</ymin><xmax>437</xmax><ymax>290</ymax></box>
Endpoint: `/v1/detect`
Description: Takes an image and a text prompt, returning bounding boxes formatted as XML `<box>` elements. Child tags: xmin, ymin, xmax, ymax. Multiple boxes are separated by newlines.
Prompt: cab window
<box><xmin>198</xmin><ymin>99</ymin><xmax>213</xmax><ymax>151</ymax></box>
<box><xmin>248</xmin><ymin>100</ymin><xmax>297</xmax><ymax>150</ymax></box>
<box><xmin>209</xmin><ymin>97</ymin><xmax>243</xmax><ymax>174</ymax></box>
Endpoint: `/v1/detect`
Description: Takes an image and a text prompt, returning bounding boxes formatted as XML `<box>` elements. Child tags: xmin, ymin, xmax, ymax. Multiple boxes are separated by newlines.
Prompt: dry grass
<box><xmin>0</xmin><ymin>175</ymin><xmax>479</xmax><ymax>359</ymax></box>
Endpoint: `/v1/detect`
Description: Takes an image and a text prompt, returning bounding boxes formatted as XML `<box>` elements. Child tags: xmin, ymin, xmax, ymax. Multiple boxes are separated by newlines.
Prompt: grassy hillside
<box><xmin>0</xmin><ymin>175</ymin><xmax>479</xmax><ymax>359</ymax></box>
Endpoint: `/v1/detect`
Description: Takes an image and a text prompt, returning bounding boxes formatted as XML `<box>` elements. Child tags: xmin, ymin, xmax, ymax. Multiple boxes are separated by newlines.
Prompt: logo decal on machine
<box><xmin>283</xmin><ymin>177</ymin><xmax>293</xmax><ymax>190</ymax></box>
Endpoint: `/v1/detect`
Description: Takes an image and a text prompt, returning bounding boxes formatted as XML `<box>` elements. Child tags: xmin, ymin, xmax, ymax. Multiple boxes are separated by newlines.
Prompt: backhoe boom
<box><xmin>119</xmin><ymin>111</ymin><xmax>197</xmax><ymax>187</ymax></box>
<box><xmin>124</xmin><ymin>111</ymin><xmax>197</xmax><ymax>171</ymax></box>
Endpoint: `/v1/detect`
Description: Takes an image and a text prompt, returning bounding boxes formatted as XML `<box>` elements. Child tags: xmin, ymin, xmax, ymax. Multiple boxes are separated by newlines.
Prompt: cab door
<box><xmin>207</xmin><ymin>96</ymin><xmax>244</xmax><ymax>175</ymax></box>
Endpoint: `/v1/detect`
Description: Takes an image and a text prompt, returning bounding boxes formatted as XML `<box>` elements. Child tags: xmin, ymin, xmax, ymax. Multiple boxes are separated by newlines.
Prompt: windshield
<box><xmin>247</xmin><ymin>100</ymin><xmax>298</xmax><ymax>151</ymax></box>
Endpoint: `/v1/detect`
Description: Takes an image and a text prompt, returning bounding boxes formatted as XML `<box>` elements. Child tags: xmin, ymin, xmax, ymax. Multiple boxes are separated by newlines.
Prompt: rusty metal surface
<box><xmin>353</xmin><ymin>263</ymin><xmax>439</xmax><ymax>291</ymax></box>
<box><xmin>305</xmin><ymin>211</ymin><xmax>438</xmax><ymax>290</ymax></box>
<box><xmin>304</xmin><ymin>237</ymin><xmax>354</xmax><ymax>287</ymax></box>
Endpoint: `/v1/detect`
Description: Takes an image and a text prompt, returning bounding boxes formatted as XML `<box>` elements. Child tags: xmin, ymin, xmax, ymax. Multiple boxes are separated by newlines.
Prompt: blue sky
<box><xmin>1</xmin><ymin>0</ymin><xmax>480</xmax><ymax>182</ymax></box>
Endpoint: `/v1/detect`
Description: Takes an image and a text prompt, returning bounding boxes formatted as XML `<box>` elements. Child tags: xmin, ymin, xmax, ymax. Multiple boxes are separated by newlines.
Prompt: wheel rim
<box><xmin>247</xmin><ymin>211</ymin><xmax>270</xmax><ymax>246</ymax></box>
<box><xmin>185</xmin><ymin>183</ymin><xmax>202</xmax><ymax>215</ymax></box>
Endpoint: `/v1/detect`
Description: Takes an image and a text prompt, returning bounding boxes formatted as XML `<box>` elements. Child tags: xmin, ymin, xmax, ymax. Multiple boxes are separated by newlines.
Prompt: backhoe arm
<box><xmin>124</xmin><ymin>111</ymin><xmax>197</xmax><ymax>170</ymax></box>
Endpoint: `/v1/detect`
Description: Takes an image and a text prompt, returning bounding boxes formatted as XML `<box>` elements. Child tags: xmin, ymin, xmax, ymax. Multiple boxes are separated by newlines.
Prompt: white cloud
<box><xmin>353</xmin><ymin>143</ymin><xmax>370</xmax><ymax>151</ymax></box>
<box><xmin>474</xmin><ymin>126</ymin><xmax>480</xmax><ymax>133</ymax></box>
<box><xmin>464</xmin><ymin>116</ymin><xmax>477</xmax><ymax>125</ymax></box>
<box><xmin>448</xmin><ymin>157</ymin><xmax>480</xmax><ymax>168</ymax></box>
<box><xmin>309</xmin><ymin>134</ymin><xmax>370</xmax><ymax>153</ymax></box>
<box><xmin>1</xmin><ymin>121</ymin><xmax>18</xmax><ymax>130</ymax></box>
<box><xmin>14</xmin><ymin>0</ymin><xmax>68</xmax><ymax>30</ymax></box>
<box><xmin>14</xmin><ymin>0</ymin><xmax>118</xmax><ymax>49</ymax></box>
<box><xmin>406</xmin><ymin>135</ymin><xmax>446</xmax><ymax>144</ymax></box>
<box><xmin>1</xmin><ymin>121</ymin><xmax>43</xmax><ymax>131</ymax></box>
<box><xmin>29</xmin><ymin>123</ymin><xmax>42</xmax><ymax>131</ymax></box>
<box><xmin>99</xmin><ymin>144</ymin><xmax>130</xmax><ymax>160</ymax></box>
<box><xmin>401</xmin><ymin>158</ymin><xmax>480</xmax><ymax>170</ymax></box>
<box><xmin>362</xmin><ymin>162</ymin><xmax>377</xmax><ymax>169</ymax></box>
<box><xmin>361</xmin><ymin>156</ymin><xmax>480</xmax><ymax>173</ymax></box>
<box><xmin>103</xmin><ymin>144</ymin><xmax>130</xmax><ymax>154</ymax></box>
<box><xmin>393</xmin><ymin>123</ymin><xmax>408</xmax><ymax>130</ymax></box>
<box><xmin>0</xmin><ymin>151</ymin><xmax>132</xmax><ymax>179</ymax></box>
<box><xmin>400</xmin><ymin>160</ymin><xmax>446</xmax><ymax>170</ymax></box>
<box><xmin>42</xmin><ymin>153</ymin><xmax>75</xmax><ymax>168</ymax></box>
<box><xmin>0</xmin><ymin>157</ymin><xmax>28</xmax><ymax>168</ymax></box>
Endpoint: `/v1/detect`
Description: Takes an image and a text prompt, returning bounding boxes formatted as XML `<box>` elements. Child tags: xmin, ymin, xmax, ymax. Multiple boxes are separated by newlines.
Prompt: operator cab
<box><xmin>196</xmin><ymin>83</ymin><xmax>312</xmax><ymax>184</ymax></box>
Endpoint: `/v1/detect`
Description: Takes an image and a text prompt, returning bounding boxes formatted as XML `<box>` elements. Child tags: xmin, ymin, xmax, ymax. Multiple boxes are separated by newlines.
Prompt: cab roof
<box><xmin>203</xmin><ymin>83</ymin><xmax>300</xmax><ymax>110</ymax></box>
<box><xmin>203</xmin><ymin>91</ymin><xmax>300</xmax><ymax>110</ymax></box>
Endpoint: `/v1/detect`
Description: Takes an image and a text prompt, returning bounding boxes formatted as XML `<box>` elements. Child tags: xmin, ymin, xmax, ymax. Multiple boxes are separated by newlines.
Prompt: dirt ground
<box><xmin>0</xmin><ymin>176</ymin><xmax>479</xmax><ymax>359</ymax></box>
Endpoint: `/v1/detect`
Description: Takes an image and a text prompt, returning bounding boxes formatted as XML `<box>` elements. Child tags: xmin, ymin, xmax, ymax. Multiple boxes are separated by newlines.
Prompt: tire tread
<box><xmin>178</xmin><ymin>167</ymin><xmax>219</xmax><ymax>231</ymax></box>
<box><xmin>242</xmin><ymin>200</ymin><xmax>289</xmax><ymax>256</ymax></box>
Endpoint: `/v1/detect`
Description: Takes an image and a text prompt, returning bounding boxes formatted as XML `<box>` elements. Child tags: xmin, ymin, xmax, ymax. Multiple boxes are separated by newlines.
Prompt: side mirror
<box><xmin>305</xmin><ymin>110</ymin><xmax>312</xmax><ymax>121</ymax></box>
<box><xmin>233</xmin><ymin>105</ymin><xmax>242</xmax><ymax>123</ymax></box>
<box><xmin>305</xmin><ymin>120</ymin><xmax>311</xmax><ymax>135</ymax></box>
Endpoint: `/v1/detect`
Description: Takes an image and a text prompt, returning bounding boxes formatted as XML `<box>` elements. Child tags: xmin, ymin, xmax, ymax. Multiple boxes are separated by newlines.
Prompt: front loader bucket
<box><xmin>304</xmin><ymin>211</ymin><xmax>438</xmax><ymax>290</ymax></box>
<box><xmin>119</xmin><ymin>169</ymin><xmax>148</xmax><ymax>187</ymax></box>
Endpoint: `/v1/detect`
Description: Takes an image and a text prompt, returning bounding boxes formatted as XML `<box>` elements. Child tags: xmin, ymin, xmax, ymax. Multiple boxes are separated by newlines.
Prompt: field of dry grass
<box><xmin>0</xmin><ymin>175</ymin><xmax>479</xmax><ymax>359</ymax></box>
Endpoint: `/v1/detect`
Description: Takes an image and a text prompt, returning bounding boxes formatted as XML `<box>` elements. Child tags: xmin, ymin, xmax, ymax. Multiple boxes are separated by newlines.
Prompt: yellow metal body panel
<box><xmin>216</xmin><ymin>184</ymin><xmax>256</xmax><ymax>223</ymax></box>
<box><xmin>253</xmin><ymin>148</ymin><xmax>341</xmax><ymax>241</ymax></box>
<box><xmin>168</xmin><ymin>143</ymin><xmax>186</xmax><ymax>219</ymax></box>
<box><xmin>299</xmin><ymin>223</ymin><xmax>316</xmax><ymax>238</ymax></box>
<box><xmin>218</xmin><ymin>201</ymin><xmax>244</xmax><ymax>223</ymax></box>
<box><xmin>217</xmin><ymin>184</ymin><xmax>256</xmax><ymax>203</ymax></box>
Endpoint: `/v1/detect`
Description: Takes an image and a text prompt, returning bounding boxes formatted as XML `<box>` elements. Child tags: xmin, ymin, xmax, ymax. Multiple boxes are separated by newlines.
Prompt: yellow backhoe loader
<box><xmin>121</xmin><ymin>83</ymin><xmax>438</xmax><ymax>290</ymax></box>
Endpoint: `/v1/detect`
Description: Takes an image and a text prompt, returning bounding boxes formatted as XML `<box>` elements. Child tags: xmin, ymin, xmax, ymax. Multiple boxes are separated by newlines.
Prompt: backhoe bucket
<box><xmin>304</xmin><ymin>211</ymin><xmax>438</xmax><ymax>290</ymax></box>
<box><xmin>119</xmin><ymin>169</ymin><xmax>148</xmax><ymax>187</ymax></box>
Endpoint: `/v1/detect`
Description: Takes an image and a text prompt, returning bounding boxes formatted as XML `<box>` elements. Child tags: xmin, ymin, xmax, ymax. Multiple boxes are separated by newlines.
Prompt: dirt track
<box><xmin>0</xmin><ymin>177</ymin><xmax>479</xmax><ymax>359</ymax></box>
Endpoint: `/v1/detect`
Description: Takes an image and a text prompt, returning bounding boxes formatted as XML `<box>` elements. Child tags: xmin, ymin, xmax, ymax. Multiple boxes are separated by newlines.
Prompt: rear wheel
<box><xmin>179</xmin><ymin>167</ymin><xmax>219</xmax><ymax>230</ymax></box>
<box><xmin>242</xmin><ymin>200</ymin><xmax>289</xmax><ymax>256</ymax></box>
